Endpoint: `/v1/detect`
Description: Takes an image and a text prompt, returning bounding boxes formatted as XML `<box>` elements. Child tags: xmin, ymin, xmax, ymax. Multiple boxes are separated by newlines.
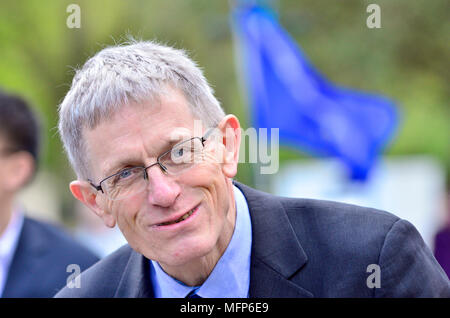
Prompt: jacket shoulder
<box><xmin>280</xmin><ymin>196</ymin><xmax>400</xmax><ymax>229</ymax></box>
<box><xmin>54</xmin><ymin>244</ymin><xmax>133</xmax><ymax>297</ymax></box>
<box><xmin>235</xmin><ymin>180</ymin><xmax>400</xmax><ymax>232</ymax></box>
<box><xmin>279</xmin><ymin>196</ymin><xmax>400</xmax><ymax>258</ymax></box>
<box><xmin>24</xmin><ymin>217</ymin><xmax>100</xmax><ymax>267</ymax></box>
<box><xmin>261</xmin><ymin>193</ymin><xmax>449</xmax><ymax>296</ymax></box>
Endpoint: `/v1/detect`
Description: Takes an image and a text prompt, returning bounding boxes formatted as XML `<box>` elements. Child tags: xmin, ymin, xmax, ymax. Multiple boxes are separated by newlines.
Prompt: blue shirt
<box><xmin>149</xmin><ymin>185</ymin><xmax>252</xmax><ymax>298</ymax></box>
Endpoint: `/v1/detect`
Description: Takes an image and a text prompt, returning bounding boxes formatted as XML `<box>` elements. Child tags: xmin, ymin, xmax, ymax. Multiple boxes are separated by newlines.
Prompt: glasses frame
<box><xmin>88</xmin><ymin>128</ymin><xmax>215</xmax><ymax>196</ymax></box>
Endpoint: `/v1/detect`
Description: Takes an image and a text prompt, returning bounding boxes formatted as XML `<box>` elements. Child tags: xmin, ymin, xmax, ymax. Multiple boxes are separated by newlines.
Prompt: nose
<box><xmin>145</xmin><ymin>164</ymin><xmax>180</xmax><ymax>208</ymax></box>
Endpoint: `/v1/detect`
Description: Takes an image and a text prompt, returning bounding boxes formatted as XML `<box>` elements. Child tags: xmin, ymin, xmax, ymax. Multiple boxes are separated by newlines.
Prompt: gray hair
<box><xmin>58</xmin><ymin>40</ymin><xmax>226</xmax><ymax>180</ymax></box>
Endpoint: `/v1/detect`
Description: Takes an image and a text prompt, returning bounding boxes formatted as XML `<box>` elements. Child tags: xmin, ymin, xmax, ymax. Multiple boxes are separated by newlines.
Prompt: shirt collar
<box><xmin>150</xmin><ymin>184</ymin><xmax>252</xmax><ymax>298</ymax></box>
<box><xmin>0</xmin><ymin>208</ymin><xmax>24</xmax><ymax>258</ymax></box>
<box><xmin>0</xmin><ymin>207</ymin><xmax>25</xmax><ymax>297</ymax></box>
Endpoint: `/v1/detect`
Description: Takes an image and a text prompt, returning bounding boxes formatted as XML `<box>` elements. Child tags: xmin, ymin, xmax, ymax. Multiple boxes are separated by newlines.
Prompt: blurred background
<box><xmin>0</xmin><ymin>0</ymin><xmax>448</xmax><ymax>270</ymax></box>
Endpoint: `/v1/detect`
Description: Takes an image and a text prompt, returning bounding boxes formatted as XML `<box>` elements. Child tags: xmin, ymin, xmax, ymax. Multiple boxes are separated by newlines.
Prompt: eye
<box><xmin>112</xmin><ymin>168</ymin><xmax>139</xmax><ymax>184</ymax></box>
<box><xmin>118</xmin><ymin>169</ymin><xmax>132</xmax><ymax>179</ymax></box>
<box><xmin>174</xmin><ymin>148</ymin><xmax>184</xmax><ymax>158</ymax></box>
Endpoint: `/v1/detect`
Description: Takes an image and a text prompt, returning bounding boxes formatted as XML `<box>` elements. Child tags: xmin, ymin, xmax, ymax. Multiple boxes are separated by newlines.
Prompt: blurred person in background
<box><xmin>0</xmin><ymin>90</ymin><xmax>99</xmax><ymax>297</ymax></box>
<box><xmin>434</xmin><ymin>191</ymin><xmax>450</xmax><ymax>278</ymax></box>
<box><xmin>55</xmin><ymin>40</ymin><xmax>449</xmax><ymax>298</ymax></box>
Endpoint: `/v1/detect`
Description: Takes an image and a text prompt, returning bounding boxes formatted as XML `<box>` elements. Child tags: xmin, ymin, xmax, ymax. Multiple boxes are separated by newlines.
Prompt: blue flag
<box><xmin>232</xmin><ymin>5</ymin><xmax>399</xmax><ymax>181</ymax></box>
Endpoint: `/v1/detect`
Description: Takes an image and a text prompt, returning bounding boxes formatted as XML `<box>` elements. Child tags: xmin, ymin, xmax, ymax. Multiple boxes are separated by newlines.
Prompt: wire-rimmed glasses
<box><xmin>88</xmin><ymin>128</ymin><xmax>215</xmax><ymax>201</ymax></box>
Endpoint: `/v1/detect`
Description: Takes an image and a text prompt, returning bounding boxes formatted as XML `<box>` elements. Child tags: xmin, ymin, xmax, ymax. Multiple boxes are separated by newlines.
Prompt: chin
<box><xmin>162</xmin><ymin>235</ymin><xmax>218</xmax><ymax>267</ymax></box>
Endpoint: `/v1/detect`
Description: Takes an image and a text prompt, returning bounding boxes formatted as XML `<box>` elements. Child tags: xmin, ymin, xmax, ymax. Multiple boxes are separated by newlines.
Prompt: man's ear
<box><xmin>69</xmin><ymin>180</ymin><xmax>116</xmax><ymax>228</ymax></box>
<box><xmin>217</xmin><ymin>114</ymin><xmax>241</xmax><ymax>178</ymax></box>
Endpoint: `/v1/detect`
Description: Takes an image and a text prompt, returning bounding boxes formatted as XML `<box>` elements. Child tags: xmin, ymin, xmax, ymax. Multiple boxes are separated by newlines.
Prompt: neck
<box><xmin>0</xmin><ymin>194</ymin><xmax>15</xmax><ymax>237</ymax></box>
<box><xmin>160</xmin><ymin>181</ymin><xmax>237</xmax><ymax>287</ymax></box>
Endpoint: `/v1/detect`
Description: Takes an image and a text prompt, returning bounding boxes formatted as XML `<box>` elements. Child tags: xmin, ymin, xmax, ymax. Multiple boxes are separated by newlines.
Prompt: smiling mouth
<box><xmin>157</xmin><ymin>208</ymin><xmax>196</xmax><ymax>226</ymax></box>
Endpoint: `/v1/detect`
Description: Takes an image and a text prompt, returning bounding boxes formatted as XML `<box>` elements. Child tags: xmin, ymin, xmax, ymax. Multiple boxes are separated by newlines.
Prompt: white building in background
<box><xmin>270</xmin><ymin>155</ymin><xmax>448</xmax><ymax>249</ymax></box>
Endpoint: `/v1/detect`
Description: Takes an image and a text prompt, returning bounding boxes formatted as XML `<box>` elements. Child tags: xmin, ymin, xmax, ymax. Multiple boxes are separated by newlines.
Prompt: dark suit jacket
<box><xmin>55</xmin><ymin>182</ymin><xmax>450</xmax><ymax>297</ymax></box>
<box><xmin>2</xmin><ymin>217</ymin><xmax>99</xmax><ymax>297</ymax></box>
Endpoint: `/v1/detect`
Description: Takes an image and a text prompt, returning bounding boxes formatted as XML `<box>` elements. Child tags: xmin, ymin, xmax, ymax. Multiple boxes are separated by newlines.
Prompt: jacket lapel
<box><xmin>234</xmin><ymin>182</ymin><xmax>313</xmax><ymax>298</ymax></box>
<box><xmin>3</xmin><ymin>217</ymin><xmax>47</xmax><ymax>297</ymax></box>
<box><xmin>114</xmin><ymin>249</ymin><xmax>153</xmax><ymax>298</ymax></box>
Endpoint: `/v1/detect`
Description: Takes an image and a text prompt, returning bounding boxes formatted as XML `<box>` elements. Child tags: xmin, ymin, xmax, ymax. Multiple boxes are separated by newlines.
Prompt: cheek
<box><xmin>184</xmin><ymin>161</ymin><xmax>230</xmax><ymax>222</ymax></box>
<box><xmin>110</xmin><ymin>195</ymin><xmax>145</xmax><ymax>237</ymax></box>
<box><xmin>189</xmin><ymin>152</ymin><xmax>224</xmax><ymax>185</ymax></box>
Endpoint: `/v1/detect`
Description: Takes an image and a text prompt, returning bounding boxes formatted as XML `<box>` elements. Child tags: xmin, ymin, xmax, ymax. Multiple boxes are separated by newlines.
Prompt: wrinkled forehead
<box><xmin>81</xmin><ymin>90</ymin><xmax>205</xmax><ymax>179</ymax></box>
<box><xmin>86</xmin><ymin>87</ymin><xmax>200</xmax><ymax>135</ymax></box>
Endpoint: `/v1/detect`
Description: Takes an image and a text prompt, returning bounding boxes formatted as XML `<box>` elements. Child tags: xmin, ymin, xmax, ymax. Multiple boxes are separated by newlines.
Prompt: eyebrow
<box><xmin>100</xmin><ymin>136</ymin><xmax>186</xmax><ymax>179</ymax></box>
<box><xmin>102</xmin><ymin>157</ymin><xmax>143</xmax><ymax>180</ymax></box>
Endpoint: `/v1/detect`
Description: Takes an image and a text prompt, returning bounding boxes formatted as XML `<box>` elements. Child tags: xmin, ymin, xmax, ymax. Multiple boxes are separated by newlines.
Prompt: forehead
<box><xmin>83</xmin><ymin>89</ymin><xmax>198</xmax><ymax>179</ymax></box>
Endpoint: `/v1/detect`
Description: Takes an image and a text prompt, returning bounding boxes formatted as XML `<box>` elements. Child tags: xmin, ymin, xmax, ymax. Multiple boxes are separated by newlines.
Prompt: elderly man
<box><xmin>55</xmin><ymin>41</ymin><xmax>449</xmax><ymax>298</ymax></box>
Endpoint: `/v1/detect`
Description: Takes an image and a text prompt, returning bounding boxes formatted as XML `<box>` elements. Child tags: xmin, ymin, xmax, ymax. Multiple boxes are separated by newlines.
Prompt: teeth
<box><xmin>159</xmin><ymin>209</ymin><xmax>194</xmax><ymax>226</ymax></box>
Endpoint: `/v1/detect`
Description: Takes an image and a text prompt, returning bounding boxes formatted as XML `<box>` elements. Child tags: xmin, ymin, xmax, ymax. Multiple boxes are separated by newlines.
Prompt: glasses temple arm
<box><xmin>201</xmin><ymin>127</ymin><xmax>216</xmax><ymax>143</ymax></box>
<box><xmin>88</xmin><ymin>179</ymin><xmax>103</xmax><ymax>192</ymax></box>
